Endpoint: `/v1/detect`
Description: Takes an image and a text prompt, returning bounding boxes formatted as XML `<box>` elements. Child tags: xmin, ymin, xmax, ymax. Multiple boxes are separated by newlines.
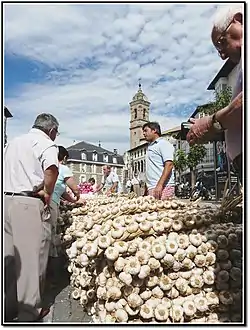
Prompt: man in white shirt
<box><xmin>4</xmin><ymin>113</ymin><xmax>59</xmax><ymax>322</ymax></box>
<box><xmin>143</xmin><ymin>122</ymin><xmax>175</xmax><ymax>200</ymax></box>
<box><xmin>96</xmin><ymin>165</ymin><xmax>122</xmax><ymax>195</ymax></box>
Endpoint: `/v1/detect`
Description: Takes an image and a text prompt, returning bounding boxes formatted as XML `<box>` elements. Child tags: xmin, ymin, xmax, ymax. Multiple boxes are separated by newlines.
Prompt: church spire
<box><xmin>138</xmin><ymin>78</ymin><xmax>142</xmax><ymax>90</ymax></box>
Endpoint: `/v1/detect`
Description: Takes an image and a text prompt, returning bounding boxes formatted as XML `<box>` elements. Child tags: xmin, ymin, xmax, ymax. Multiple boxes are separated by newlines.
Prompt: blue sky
<box><xmin>4</xmin><ymin>2</ymin><xmax>234</xmax><ymax>154</ymax></box>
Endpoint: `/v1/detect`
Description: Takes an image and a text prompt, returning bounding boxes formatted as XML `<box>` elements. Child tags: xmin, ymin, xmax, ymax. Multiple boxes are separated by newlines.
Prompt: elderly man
<box><xmin>4</xmin><ymin>113</ymin><xmax>59</xmax><ymax>322</ymax></box>
<box><xmin>96</xmin><ymin>165</ymin><xmax>122</xmax><ymax>195</ymax></box>
<box><xmin>143</xmin><ymin>122</ymin><xmax>175</xmax><ymax>200</ymax></box>
<box><xmin>187</xmin><ymin>5</ymin><xmax>243</xmax><ymax>184</ymax></box>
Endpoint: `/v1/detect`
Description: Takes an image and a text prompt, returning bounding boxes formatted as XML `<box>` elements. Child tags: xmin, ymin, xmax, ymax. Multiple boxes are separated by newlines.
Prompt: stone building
<box><xmin>123</xmin><ymin>82</ymin><xmax>150</xmax><ymax>183</ymax></box>
<box><xmin>164</xmin><ymin>59</ymin><xmax>239</xmax><ymax>188</ymax></box>
<box><xmin>4</xmin><ymin>106</ymin><xmax>13</xmax><ymax>146</ymax></box>
<box><xmin>67</xmin><ymin>141</ymin><xmax>124</xmax><ymax>186</ymax></box>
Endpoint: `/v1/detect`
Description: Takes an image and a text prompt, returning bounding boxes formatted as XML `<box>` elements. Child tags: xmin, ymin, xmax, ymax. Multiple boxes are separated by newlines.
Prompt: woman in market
<box><xmin>47</xmin><ymin>146</ymin><xmax>82</xmax><ymax>285</ymax></box>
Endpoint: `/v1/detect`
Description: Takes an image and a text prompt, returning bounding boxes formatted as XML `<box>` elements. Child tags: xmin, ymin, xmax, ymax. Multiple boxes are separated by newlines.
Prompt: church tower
<box><xmin>129</xmin><ymin>81</ymin><xmax>150</xmax><ymax>149</ymax></box>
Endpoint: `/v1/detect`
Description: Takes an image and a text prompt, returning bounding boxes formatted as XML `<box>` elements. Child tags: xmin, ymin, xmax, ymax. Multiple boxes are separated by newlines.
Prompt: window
<box><xmin>134</xmin><ymin>109</ymin><xmax>137</xmax><ymax>119</ymax></box>
<box><xmin>91</xmin><ymin>164</ymin><xmax>96</xmax><ymax>173</ymax></box>
<box><xmin>80</xmin><ymin>163</ymin><xmax>86</xmax><ymax>173</ymax></box>
<box><xmin>81</xmin><ymin>152</ymin><xmax>86</xmax><ymax>160</ymax></box>
<box><xmin>143</xmin><ymin>108</ymin><xmax>146</xmax><ymax>119</ymax></box>
<box><xmin>141</xmin><ymin>149</ymin><xmax>143</xmax><ymax>156</ymax></box>
<box><xmin>113</xmin><ymin>157</ymin><xmax>117</xmax><ymax>164</ymax></box>
<box><xmin>144</xmin><ymin>149</ymin><xmax>146</xmax><ymax>155</ymax></box>
<box><xmin>103</xmin><ymin>153</ymin><xmax>109</xmax><ymax>162</ymax></box>
<box><xmin>92</xmin><ymin>152</ymin><xmax>97</xmax><ymax>162</ymax></box>
<box><xmin>134</xmin><ymin>132</ymin><xmax>136</xmax><ymax>135</ymax></box>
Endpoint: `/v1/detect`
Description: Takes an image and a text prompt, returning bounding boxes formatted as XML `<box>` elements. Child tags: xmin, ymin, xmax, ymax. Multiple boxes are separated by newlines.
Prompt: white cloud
<box><xmin>4</xmin><ymin>2</ymin><xmax>234</xmax><ymax>155</ymax></box>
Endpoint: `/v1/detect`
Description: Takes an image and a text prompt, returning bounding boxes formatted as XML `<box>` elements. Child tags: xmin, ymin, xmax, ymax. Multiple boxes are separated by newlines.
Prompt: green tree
<box><xmin>187</xmin><ymin>145</ymin><xmax>207</xmax><ymax>187</ymax></box>
<box><xmin>173</xmin><ymin>149</ymin><xmax>187</xmax><ymax>181</ymax></box>
<box><xmin>197</xmin><ymin>87</ymin><xmax>232</xmax><ymax>116</ymax></box>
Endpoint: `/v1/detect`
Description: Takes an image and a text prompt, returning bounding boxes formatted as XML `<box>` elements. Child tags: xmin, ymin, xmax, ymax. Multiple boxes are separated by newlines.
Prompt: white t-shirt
<box><xmin>4</xmin><ymin>128</ymin><xmax>58</xmax><ymax>193</ymax></box>
<box><xmin>101</xmin><ymin>172</ymin><xmax>122</xmax><ymax>193</ymax></box>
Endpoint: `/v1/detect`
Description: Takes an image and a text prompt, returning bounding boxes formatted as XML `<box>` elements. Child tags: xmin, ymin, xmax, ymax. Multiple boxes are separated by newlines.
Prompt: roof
<box><xmin>4</xmin><ymin>106</ymin><xmax>13</xmax><ymax>118</ymax></box>
<box><xmin>207</xmin><ymin>59</ymin><xmax>237</xmax><ymax>90</ymax></box>
<box><xmin>162</xmin><ymin>126</ymin><xmax>181</xmax><ymax>135</ymax></box>
<box><xmin>67</xmin><ymin>140</ymin><xmax>124</xmax><ymax>165</ymax></box>
<box><xmin>130</xmin><ymin>83</ymin><xmax>150</xmax><ymax>105</ymax></box>
<box><xmin>127</xmin><ymin>142</ymin><xmax>148</xmax><ymax>152</ymax></box>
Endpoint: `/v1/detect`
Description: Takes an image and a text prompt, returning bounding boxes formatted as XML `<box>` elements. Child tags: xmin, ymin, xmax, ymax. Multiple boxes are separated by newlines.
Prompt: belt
<box><xmin>4</xmin><ymin>191</ymin><xmax>45</xmax><ymax>203</ymax></box>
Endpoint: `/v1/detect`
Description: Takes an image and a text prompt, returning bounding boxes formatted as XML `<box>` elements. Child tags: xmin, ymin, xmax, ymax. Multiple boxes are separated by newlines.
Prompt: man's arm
<box><xmin>61</xmin><ymin>191</ymin><xmax>77</xmax><ymax>203</ymax></box>
<box><xmin>39</xmin><ymin>146</ymin><xmax>59</xmax><ymax>204</ymax></box>
<box><xmin>215</xmin><ymin>92</ymin><xmax>242</xmax><ymax>129</ymax></box>
<box><xmin>108</xmin><ymin>182</ymin><xmax>118</xmax><ymax>195</ymax></box>
<box><xmin>95</xmin><ymin>183</ymin><xmax>104</xmax><ymax>193</ymax></box>
<box><xmin>187</xmin><ymin>92</ymin><xmax>242</xmax><ymax>145</ymax></box>
<box><xmin>154</xmin><ymin>161</ymin><xmax>173</xmax><ymax>199</ymax></box>
<box><xmin>65</xmin><ymin>177</ymin><xmax>80</xmax><ymax>201</ymax></box>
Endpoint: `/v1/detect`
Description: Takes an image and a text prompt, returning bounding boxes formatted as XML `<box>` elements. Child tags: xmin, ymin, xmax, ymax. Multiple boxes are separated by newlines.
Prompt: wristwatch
<box><xmin>212</xmin><ymin>113</ymin><xmax>224</xmax><ymax>131</ymax></box>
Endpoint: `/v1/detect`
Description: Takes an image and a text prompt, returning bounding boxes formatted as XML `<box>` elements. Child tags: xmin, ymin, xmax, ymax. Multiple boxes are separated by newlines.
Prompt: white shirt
<box><xmin>4</xmin><ymin>128</ymin><xmax>58</xmax><ymax>193</ymax></box>
<box><xmin>101</xmin><ymin>172</ymin><xmax>122</xmax><ymax>193</ymax></box>
<box><xmin>225</xmin><ymin>58</ymin><xmax>242</xmax><ymax>161</ymax></box>
<box><xmin>146</xmin><ymin>138</ymin><xmax>175</xmax><ymax>189</ymax></box>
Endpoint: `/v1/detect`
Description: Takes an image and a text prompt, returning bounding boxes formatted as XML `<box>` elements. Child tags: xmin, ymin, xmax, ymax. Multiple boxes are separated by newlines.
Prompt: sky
<box><xmin>4</xmin><ymin>2</ymin><xmax>231</xmax><ymax>155</ymax></box>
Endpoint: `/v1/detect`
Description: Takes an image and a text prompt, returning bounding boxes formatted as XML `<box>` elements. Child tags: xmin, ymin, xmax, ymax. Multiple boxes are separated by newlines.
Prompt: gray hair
<box><xmin>33</xmin><ymin>113</ymin><xmax>59</xmax><ymax>132</ymax></box>
<box><xmin>212</xmin><ymin>5</ymin><xmax>243</xmax><ymax>32</ymax></box>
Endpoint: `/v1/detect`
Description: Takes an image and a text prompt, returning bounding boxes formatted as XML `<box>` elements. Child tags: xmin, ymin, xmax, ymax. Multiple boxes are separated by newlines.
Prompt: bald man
<box><xmin>187</xmin><ymin>5</ymin><xmax>243</xmax><ymax>183</ymax></box>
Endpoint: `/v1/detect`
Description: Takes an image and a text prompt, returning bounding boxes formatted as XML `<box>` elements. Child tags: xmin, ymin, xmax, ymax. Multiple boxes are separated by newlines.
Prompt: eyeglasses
<box><xmin>54</xmin><ymin>128</ymin><xmax>60</xmax><ymax>136</ymax></box>
<box><xmin>215</xmin><ymin>20</ymin><xmax>233</xmax><ymax>53</ymax></box>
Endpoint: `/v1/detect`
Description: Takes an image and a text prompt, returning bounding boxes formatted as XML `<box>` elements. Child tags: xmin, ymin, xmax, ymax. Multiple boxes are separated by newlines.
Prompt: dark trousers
<box><xmin>232</xmin><ymin>153</ymin><xmax>242</xmax><ymax>185</ymax></box>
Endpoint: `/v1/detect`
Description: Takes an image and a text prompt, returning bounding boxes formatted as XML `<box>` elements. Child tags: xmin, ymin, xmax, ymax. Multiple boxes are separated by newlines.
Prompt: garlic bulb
<box><xmin>124</xmin><ymin>257</ymin><xmax>141</xmax><ymax>275</ymax></box>
<box><xmin>177</xmin><ymin>234</ymin><xmax>190</xmax><ymax>249</ymax></box>
<box><xmin>127</xmin><ymin>293</ymin><xmax>143</xmax><ymax>308</ymax></box>
<box><xmin>114</xmin><ymin>257</ymin><xmax>126</xmax><ymax>272</ymax></box>
<box><xmin>194</xmin><ymin>296</ymin><xmax>208</xmax><ymax>312</ymax></box>
<box><xmin>105</xmin><ymin>247</ymin><xmax>119</xmax><ymax>261</ymax></box>
<box><xmin>152</xmin><ymin>243</ymin><xmax>167</xmax><ymax>259</ymax></box>
<box><xmin>183</xmin><ymin>300</ymin><xmax>196</xmax><ymax>317</ymax></box>
<box><xmin>118</xmin><ymin>272</ymin><xmax>132</xmax><ymax>285</ymax></box>
<box><xmin>154</xmin><ymin>304</ymin><xmax>169</xmax><ymax>321</ymax></box>
<box><xmin>140</xmin><ymin>304</ymin><xmax>154</xmax><ymax>319</ymax></box>
<box><xmin>166</xmin><ymin>240</ymin><xmax>178</xmax><ymax>254</ymax></box>
<box><xmin>170</xmin><ymin>305</ymin><xmax>184</xmax><ymax>322</ymax></box>
<box><xmin>115</xmin><ymin>309</ymin><xmax>128</xmax><ymax>323</ymax></box>
<box><xmin>138</xmin><ymin>264</ymin><xmax>151</xmax><ymax>279</ymax></box>
<box><xmin>114</xmin><ymin>241</ymin><xmax>128</xmax><ymax>254</ymax></box>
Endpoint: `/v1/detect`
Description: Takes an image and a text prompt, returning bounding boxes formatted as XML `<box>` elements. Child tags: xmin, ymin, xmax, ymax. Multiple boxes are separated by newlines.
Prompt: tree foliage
<box><xmin>198</xmin><ymin>87</ymin><xmax>232</xmax><ymax>115</ymax></box>
<box><xmin>173</xmin><ymin>149</ymin><xmax>187</xmax><ymax>174</ymax></box>
<box><xmin>187</xmin><ymin>145</ymin><xmax>207</xmax><ymax>170</ymax></box>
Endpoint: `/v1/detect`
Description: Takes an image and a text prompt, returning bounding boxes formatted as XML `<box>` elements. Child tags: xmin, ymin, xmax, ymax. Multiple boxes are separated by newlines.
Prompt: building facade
<box><xmin>164</xmin><ymin>59</ymin><xmax>238</xmax><ymax>186</ymax></box>
<box><xmin>67</xmin><ymin>141</ymin><xmax>125</xmax><ymax>186</ymax></box>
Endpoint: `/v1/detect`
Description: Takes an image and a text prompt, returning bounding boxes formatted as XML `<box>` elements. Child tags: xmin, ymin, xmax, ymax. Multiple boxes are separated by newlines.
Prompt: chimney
<box><xmin>98</xmin><ymin>140</ymin><xmax>101</xmax><ymax>147</ymax></box>
<box><xmin>114</xmin><ymin>148</ymin><xmax>118</xmax><ymax>155</ymax></box>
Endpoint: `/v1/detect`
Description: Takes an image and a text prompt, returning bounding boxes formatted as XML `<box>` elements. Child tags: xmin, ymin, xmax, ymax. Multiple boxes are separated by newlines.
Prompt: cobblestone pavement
<box><xmin>41</xmin><ymin>259</ymin><xmax>92</xmax><ymax>323</ymax></box>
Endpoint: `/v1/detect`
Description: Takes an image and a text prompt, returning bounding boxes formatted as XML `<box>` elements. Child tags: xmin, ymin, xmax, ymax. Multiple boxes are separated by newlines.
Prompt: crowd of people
<box><xmin>4</xmin><ymin>4</ymin><xmax>243</xmax><ymax>323</ymax></box>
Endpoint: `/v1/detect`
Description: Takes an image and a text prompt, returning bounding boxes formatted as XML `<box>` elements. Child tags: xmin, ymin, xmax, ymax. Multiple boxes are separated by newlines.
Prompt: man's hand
<box><xmin>187</xmin><ymin>116</ymin><xmax>214</xmax><ymax>145</ymax></box>
<box><xmin>37</xmin><ymin>190</ymin><xmax>51</xmax><ymax>205</ymax></box>
<box><xmin>154</xmin><ymin>183</ymin><xmax>163</xmax><ymax>200</ymax></box>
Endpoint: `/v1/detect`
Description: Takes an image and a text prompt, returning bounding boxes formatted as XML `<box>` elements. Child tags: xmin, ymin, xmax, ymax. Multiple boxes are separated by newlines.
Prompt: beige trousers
<box><xmin>4</xmin><ymin>195</ymin><xmax>52</xmax><ymax>322</ymax></box>
<box><xmin>133</xmin><ymin>184</ymin><xmax>141</xmax><ymax>197</ymax></box>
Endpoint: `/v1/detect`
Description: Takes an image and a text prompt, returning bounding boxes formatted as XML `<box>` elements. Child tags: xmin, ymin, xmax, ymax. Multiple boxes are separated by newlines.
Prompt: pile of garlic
<box><xmin>62</xmin><ymin>195</ymin><xmax>242</xmax><ymax>324</ymax></box>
